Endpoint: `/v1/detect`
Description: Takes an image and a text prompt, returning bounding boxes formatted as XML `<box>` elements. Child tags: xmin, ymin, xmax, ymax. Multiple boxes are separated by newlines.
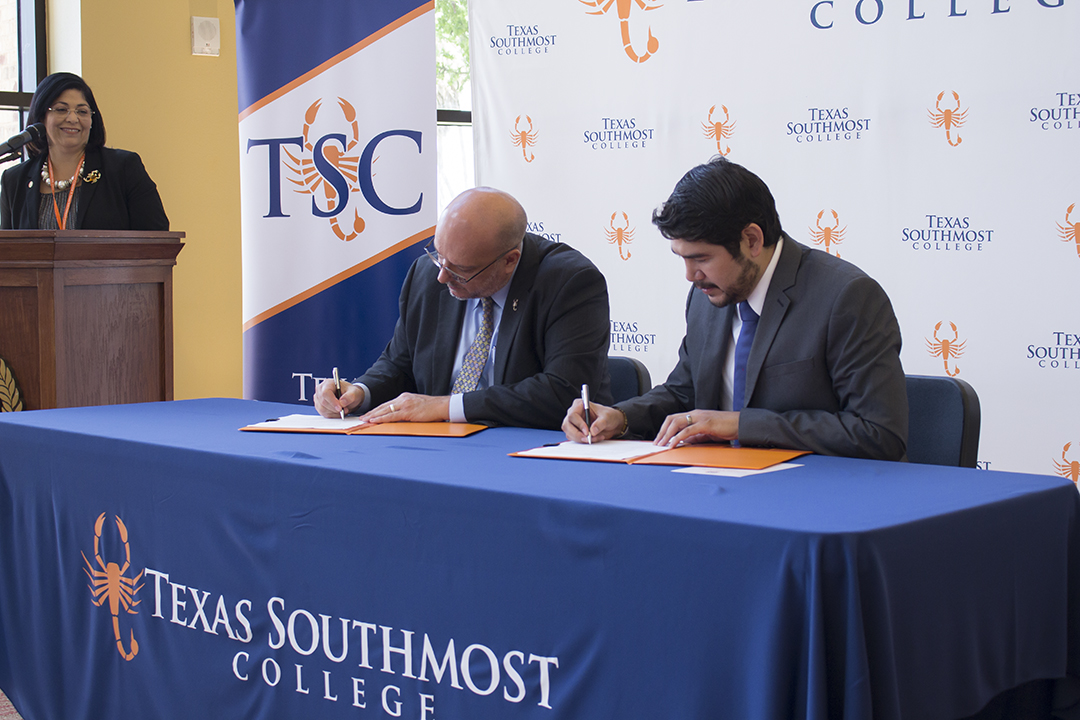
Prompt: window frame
<box><xmin>0</xmin><ymin>0</ymin><xmax>48</xmax><ymax>122</ymax></box>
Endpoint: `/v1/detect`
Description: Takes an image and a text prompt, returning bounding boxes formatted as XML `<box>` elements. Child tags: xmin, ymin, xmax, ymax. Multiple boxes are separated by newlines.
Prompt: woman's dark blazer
<box><xmin>1</xmin><ymin>146</ymin><xmax>169</xmax><ymax>230</ymax></box>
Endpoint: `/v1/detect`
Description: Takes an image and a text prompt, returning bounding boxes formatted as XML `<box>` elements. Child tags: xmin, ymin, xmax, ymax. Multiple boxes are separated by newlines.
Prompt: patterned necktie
<box><xmin>732</xmin><ymin>301</ymin><xmax>759</xmax><ymax>413</ymax></box>
<box><xmin>452</xmin><ymin>297</ymin><xmax>494</xmax><ymax>394</ymax></box>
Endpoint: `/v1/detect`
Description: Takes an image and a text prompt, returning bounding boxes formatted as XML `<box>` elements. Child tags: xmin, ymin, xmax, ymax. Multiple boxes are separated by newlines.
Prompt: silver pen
<box><xmin>332</xmin><ymin>367</ymin><xmax>345</xmax><ymax>420</ymax></box>
<box><xmin>581</xmin><ymin>383</ymin><xmax>592</xmax><ymax>445</ymax></box>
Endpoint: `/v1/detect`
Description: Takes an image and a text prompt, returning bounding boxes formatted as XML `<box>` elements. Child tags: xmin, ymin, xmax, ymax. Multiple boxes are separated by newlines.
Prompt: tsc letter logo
<box><xmin>82</xmin><ymin>512</ymin><xmax>145</xmax><ymax>661</ymax></box>
<box><xmin>245</xmin><ymin>96</ymin><xmax>422</xmax><ymax>241</ymax></box>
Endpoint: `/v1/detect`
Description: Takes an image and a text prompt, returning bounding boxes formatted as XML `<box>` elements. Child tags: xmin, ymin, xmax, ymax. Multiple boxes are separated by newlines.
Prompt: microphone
<box><xmin>0</xmin><ymin>124</ymin><xmax>45</xmax><ymax>157</ymax></box>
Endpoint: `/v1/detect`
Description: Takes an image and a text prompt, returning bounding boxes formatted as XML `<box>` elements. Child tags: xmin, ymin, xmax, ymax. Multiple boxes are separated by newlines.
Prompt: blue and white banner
<box><xmin>470</xmin><ymin>0</ymin><xmax>1080</xmax><ymax>479</ymax></box>
<box><xmin>236</xmin><ymin>0</ymin><xmax>436</xmax><ymax>404</ymax></box>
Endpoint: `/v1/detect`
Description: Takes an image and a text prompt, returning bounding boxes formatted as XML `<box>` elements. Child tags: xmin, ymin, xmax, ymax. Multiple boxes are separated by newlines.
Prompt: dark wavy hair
<box><xmin>25</xmin><ymin>72</ymin><xmax>107</xmax><ymax>156</ymax></box>
<box><xmin>652</xmin><ymin>156</ymin><xmax>784</xmax><ymax>257</ymax></box>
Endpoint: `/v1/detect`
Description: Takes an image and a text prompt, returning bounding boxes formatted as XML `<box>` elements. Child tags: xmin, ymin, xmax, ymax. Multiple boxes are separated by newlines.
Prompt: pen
<box><xmin>332</xmin><ymin>367</ymin><xmax>345</xmax><ymax>420</ymax></box>
<box><xmin>581</xmin><ymin>383</ymin><xmax>592</xmax><ymax>445</ymax></box>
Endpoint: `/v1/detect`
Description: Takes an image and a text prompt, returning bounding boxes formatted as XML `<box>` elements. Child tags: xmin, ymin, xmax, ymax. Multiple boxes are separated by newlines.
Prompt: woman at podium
<box><xmin>0</xmin><ymin>72</ymin><xmax>169</xmax><ymax>230</ymax></box>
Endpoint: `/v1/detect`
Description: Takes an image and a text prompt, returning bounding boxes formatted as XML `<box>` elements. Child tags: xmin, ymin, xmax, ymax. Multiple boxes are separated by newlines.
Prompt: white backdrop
<box><xmin>471</xmin><ymin>0</ymin><xmax>1079</xmax><ymax>478</ymax></box>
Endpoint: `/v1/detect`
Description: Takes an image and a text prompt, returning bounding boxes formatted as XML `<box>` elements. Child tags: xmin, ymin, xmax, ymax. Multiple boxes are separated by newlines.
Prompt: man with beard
<box><xmin>315</xmin><ymin>186</ymin><xmax>611</xmax><ymax>429</ymax></box>
<box><xmin>562</xmin><ymin>157</ymin><xmax>907</xmax><ymax>460</ymax></box>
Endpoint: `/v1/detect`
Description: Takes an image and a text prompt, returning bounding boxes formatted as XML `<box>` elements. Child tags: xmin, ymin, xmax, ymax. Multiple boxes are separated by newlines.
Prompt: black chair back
<box><xmin>905</xmin><ymin>375</ymin><xmax>980</xmax><ymax>468</ymax></box>
<box><xmin>608</xmin><ymin>356</ymin><xmax>652</xmax><ymax>404</ymax></box>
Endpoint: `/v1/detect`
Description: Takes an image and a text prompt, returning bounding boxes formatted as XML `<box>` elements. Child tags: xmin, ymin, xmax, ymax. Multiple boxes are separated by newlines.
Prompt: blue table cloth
<box><xmin>0</xmin><ymin>398</ymin><xmax>1077</xmax><ymax>719</ymax></box>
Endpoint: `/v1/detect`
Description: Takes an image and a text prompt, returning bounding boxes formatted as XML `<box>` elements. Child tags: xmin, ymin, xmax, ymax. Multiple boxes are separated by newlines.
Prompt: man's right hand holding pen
<box><xmin>561</xmin><ymin>399</ymin><xmax>627</xmax><ymax>444</ymax></box>
<box><xmin>315</xmin><ymin>378</ymin><xmax>365</xmax><ymax>419</ymax></box>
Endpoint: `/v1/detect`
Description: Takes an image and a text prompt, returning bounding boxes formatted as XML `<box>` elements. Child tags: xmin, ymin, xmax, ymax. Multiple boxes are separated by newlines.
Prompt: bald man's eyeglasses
<box><xmin>424</xmin><ymin>240</ymin><xmax>514</xmax><ymax>285</ymax></box>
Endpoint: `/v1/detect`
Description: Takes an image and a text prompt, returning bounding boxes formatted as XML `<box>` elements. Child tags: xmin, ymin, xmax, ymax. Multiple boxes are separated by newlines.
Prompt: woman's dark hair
<box><xmin>25</xmin><ymin>72</ymin><xmax>106</xmax><ymax>155</ymax></box>
<box><xmin>652</xmin><ymin>156</ymin><xmax>784</xmax><ymax>257</ymax></box>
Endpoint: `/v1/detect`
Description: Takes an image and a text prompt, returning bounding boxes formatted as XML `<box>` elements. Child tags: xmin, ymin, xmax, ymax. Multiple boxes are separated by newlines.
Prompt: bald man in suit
<box><xmin>564</xmin><ymin>158</ymin><xmax>907</xmax><ymax>460</ymax></box>
<box><xmin>315</xmin><ymin>187</ymin><xmax>612</xmax><ymax>429</ymax></box>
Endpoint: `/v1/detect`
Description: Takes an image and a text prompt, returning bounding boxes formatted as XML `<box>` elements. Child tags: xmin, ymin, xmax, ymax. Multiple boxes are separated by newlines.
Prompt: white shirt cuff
<box><xmin>449</xmin><ymin>393</ymin><xmax>466</xmax><ymax>423</ymax></box>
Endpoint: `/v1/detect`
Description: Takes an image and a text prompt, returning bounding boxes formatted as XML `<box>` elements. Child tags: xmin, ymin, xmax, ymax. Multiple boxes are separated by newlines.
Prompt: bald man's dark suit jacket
<box><xmin>619</xmin><ymin>237</ymin><xmax>907</xmax><ymax>460</ymax></box>
<box><xmin>357</xmin><ymin>233</ymin><xmax>612</xmax><ymax>429</ymax></box>
<box><xmin>1</xmin><ymin>147</ymin><xmax>169</xmax><ymax>230</ymax></box>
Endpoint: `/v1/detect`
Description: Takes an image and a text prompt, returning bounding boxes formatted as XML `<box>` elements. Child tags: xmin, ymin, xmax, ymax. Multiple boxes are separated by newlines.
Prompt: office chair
<box><xmin>905</xmin><ymin>374</ymin><xmax>980</xmax><ymax>468</ymax></box>
<box><xmin>608</xmin><ymin>356</ymin><xmax>652</xmax><ymax>404</ymax></box>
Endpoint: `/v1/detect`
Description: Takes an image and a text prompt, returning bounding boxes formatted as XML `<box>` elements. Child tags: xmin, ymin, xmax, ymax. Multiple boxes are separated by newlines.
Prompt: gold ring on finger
<box><xmin>686</xmin><ymin>414</ymin><xmax>693</xmax><ymax>426</ymax></box>
<box><xmin>390</xmin><ymin>404</ymin><xmax>396</xmax><ymax>412</ymax></box>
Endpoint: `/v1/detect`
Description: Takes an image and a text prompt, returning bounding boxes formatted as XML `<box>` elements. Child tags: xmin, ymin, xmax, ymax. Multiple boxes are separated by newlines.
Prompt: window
<box><xmin>435</xmin><ymin>0</ymin><xmax>472</xmax><ymax>216</ymax></box>
<box><xmin>0</xmin><ymin>0</ymin><xmax>46</xmax><ymax>174</ymax></box>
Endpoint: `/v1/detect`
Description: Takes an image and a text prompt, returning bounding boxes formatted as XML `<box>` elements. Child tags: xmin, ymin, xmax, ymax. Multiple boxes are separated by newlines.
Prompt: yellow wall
<box><xmin>78</xmin><ymin>0</ymin><xmax>243</xmax><ymax>399</ymax></box>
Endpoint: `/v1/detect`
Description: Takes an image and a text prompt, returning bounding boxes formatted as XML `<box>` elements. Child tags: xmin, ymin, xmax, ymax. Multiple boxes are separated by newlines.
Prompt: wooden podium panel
<box><xmin>0</xmin><ymin>230</ymin><xmax>184</xmax><ymax>410</ymax></box>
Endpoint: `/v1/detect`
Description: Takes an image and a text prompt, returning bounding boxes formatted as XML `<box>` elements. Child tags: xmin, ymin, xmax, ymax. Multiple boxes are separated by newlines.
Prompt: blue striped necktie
<box><xmin>732</xmin><ymin>301</ymin><xmax>759</xmax><ymax>413</ymax></box>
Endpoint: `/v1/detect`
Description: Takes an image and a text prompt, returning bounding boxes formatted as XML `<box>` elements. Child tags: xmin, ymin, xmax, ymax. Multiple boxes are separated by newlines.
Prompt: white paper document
<box><xmin>246</xmin><ymin>414</ymin><xmax>367</xmax><ymax>431</ymax></box>
<box><xmin>511</xmin><ymin>440</ymin><xmax>663</xmax><ymax>462</ymax></box>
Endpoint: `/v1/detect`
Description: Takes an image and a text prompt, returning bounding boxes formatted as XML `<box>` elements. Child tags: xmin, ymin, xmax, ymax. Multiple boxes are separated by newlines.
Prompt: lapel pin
<box><xmin>512</xmin><ymin>299</ymin><xmax>519</xmax><ymax>311</ymax></box>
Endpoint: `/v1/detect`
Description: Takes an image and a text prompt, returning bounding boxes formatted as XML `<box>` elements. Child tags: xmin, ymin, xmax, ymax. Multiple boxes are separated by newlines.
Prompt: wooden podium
<box><xmin>0</xmin><ymin>230</ymin><xmax>184</xmax><ymax>410</ymax></box>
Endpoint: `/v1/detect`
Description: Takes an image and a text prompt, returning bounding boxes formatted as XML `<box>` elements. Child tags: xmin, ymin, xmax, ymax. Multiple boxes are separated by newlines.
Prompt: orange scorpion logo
<box><xmin>605</xmin><ymin>212</ymin><xmax>634</xmax><ymax>260</ymax></box>
<box><xmin>284</xmin><ymin>97</ymin><xmax>366</xmax><ymax>242</ymax></box>
<box><xmin>928</xmin><ymin>91</ymin><xmax>967</xmax><ymax>147</ymax></box>
<box><xmin>1057</xmin><ymin>203</ymin><xmax>1080</xmax><ymax>259</ymax></box>
<box><xmin>925</xmin><ymin>321</ymin><xmax>965</xmax><ymax>377</ymax></box>
<box><xmin>510</xmin><ymin>115</ymin><xmax>538</xmax><ymax>163</ymax></box>
<box><xmin>1053</xmin><ymin>442</ymin><xmax>1080</xmax><ymax>484</ymax></box>
<box><xmin>580</xmin><ymin>0</ymin><xmax>662</xmax><ymax>64</ymax></box>
<box><xmin>702</xmin><ymin>105</ymin><xmax>736</xmax><ymax>157</ymax></box>
<box><xmin>82</xmin><ymin>512</ymin><xmax>144</xmax><ymax>661</ymax></box>
<box><xmin>808</xmin><ymin>210</ymin><xmax>846</xmax><ymax>257</ymax></box>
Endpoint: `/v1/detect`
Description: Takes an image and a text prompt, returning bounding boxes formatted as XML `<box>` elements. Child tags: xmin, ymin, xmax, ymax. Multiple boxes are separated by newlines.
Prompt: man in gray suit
<box><xmin>563</xmin><ymin>157</ymin><xmax>907</xmax><ymax>460</ymax></box>
<box><xmin>316</xmin><ymin>186</ymin><xmax>611</xmax><ymax>429</ymax></box>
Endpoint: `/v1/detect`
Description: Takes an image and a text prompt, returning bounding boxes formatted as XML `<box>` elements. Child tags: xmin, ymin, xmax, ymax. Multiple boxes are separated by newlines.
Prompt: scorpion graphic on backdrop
<box><xmin>1058</xmin><ymin>203</ymin><xmax>1080</xmax><ymax>259</ymax></box>
<box><xmin>83</xmin><ymin>513</ymin><xmax>144</xmax><ymax>660</ymax></box>
<box><xmin>808</xmin><ymin>210</ymin><xmax>845</xmax><ymax>257</ymax></box>
<box><xmin>580</xmin><ymin>0</ymin><xmax>662</xmax><ymax>63</ymax></box>
<box><xmin>925</xmin><ymin>321</ymin><xmax>965</xmax><ymax>377</ymax></box>
<box><xmin>510</xmin><ymin>115</ymin><xmax>538</xmax><ymax>163</ymax></box>
<box><xmin>1053</xmin><ymin>443</ymin><xmax>1080</xmax><ymax>484</ymax></box>
<box><xmin>928</xmin><ymin>91</ymin><xmax>967</xmax><ymax>147</ymax></box>
<box><xmin>702</xmin><ymin>105</ymin><xmax>736</xmax><ymax>157</ymax></box>
<box><xmin>605</xmin><ymin>212</ymin><xmax>634</xmax><ymax>260</ymax></box>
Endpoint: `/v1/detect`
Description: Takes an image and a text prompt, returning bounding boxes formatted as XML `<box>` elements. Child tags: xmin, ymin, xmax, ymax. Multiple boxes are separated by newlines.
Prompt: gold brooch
<box><xmin>82</xmin><ymin>170</ymin><xmax>101</xmax><ymax>184</ymax></box>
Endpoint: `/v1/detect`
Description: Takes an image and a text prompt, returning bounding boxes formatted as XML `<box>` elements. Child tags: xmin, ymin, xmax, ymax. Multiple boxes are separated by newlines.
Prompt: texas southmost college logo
<box><xmin>82</xmin><ymin>512</ymin><xmax>145</xmax><ymax>661</ymax></box>
<box><xmin>245</xmin><ymin>96</ymin><xmax>423</xmax><ymax>242</ymax></box>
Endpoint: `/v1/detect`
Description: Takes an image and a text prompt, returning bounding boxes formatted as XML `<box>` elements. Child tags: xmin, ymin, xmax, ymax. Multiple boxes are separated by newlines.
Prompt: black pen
<box><xmin>332</xmin><ymin>367</ymin><xmax>345</xmax><ymax>420</ymax></box>
<box><xmin>581</xmin><ymin>383</ymin><xmax>592</xmax><ymax>445</ymax></box>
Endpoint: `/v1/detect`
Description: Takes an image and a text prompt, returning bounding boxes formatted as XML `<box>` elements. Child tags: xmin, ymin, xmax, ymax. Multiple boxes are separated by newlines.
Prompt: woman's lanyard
<box><xmin>47</xmin><ymin>154</ymin><xmax>85</xmax><ymax>230</ymax></box>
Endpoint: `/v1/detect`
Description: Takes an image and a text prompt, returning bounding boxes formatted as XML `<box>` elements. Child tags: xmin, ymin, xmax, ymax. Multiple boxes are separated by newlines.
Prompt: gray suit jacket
<box><xmin>619</xmin><ymin>237</ymin><xmax>907</xmax><ymax>460</ymax></box>
<box><xmin>357</xmin><ymin>233</ymin><xmax>612</xmax><ymax>429</ymax></box>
